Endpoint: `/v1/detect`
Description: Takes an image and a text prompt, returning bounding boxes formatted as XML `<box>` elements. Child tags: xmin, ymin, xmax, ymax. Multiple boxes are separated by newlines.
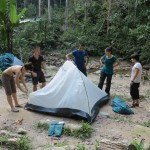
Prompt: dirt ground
<box><xmin>0</xmin><ymin>59</ymin><xmax>150</xmax><ymax>150</ymax></box>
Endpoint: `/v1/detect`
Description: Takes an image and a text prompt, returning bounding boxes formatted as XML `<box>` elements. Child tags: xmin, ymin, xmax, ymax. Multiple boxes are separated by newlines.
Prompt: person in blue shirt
<box><xmin>98</xmin><ymin>46</ymin><xmax>120</xmax><ymax>95</ymax></box>
<box><xmin>66</xmin><ymin>43</ymin><xmax>89</xmax><ymax>76</ymax></box>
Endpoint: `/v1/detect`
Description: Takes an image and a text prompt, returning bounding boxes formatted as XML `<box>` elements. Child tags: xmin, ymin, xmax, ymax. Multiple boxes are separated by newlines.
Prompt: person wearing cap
<box><xmin>129</xmin><ymin>54</ymin><xmax>142</xmax><ymax>107</ymax></box>
<box><xmin>98</xmin><ymin>46</ymin><xmax>120</xmax><ymax>95</ymax></box>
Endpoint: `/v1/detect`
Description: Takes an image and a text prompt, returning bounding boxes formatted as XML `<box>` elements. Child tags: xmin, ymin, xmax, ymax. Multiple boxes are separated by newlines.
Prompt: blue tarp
<box><xmin>48</xmin><ymin>121</ymin><xmax>65</xmax><ymax>137</ymax></box>
<box><xmin>0</xmin><ymin>53</ymin><xmax>14</xmax><ymax>71</ymax></box>
<box><xmin>0</xmin><ymin>53</ymin><xmax>23</xmax><ymax>71</ymax></box>
<box><xmin>112</xmin><ymin>97</ymin><xmax>134</xmax><ymax>115</ymax></box>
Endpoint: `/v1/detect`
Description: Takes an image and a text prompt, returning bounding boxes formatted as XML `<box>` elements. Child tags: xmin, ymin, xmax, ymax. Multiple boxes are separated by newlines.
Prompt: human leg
<box><xmin>129</xmin><ymin>83</ymin><xmax>140</xmax><ymax>107</ymax></box>
<box><xmin>98</xmin><ymin>72</ymin><xmax>106</xmax><ymax>89</ymax></box>
<box><xmin>105</xmin><ymin>74</ymin><xmax>112</xmax><ymax>94</ymax></box>
<box><xmin>78</xmin><ymin>67</ymin><xmax>87</xmax><ymax>76</ymax></box>
<box><xmin>32</xmin><ymin>74</ymin><xmax>39</xmax><ymax>91</ymax></box>
<box><xmin>1</xmin><ymin>74</ymin><xmax>18</xmax><ymax>111</ymax></box>
<box><xmin>41</xmin><ymin>82</ymin><xmax>46</xmax><ymax>88</ymax></box>
<box><xmin>11</xmin><ymin>93</ymin><xmax>21</xmax><ymax>107</ymax></box>
<box><xmin>39</xmin><ymin>71</ymin><xmax>46</xmax><ymax>88</ymax></box>
<box><xmin>6</xmin><ymin>95</ymin><xmax>19</xmax><ymax>112</ymax></box>
<box><xmin>33</xmin><ymin>85</ymin><xmax>37</xmax><ymax>91</ymax></box>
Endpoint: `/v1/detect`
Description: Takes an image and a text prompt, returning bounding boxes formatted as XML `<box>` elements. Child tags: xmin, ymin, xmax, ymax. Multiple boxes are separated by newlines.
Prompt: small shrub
<box><xmin>17</xmin><ymin>136</ymin><xmax>32</xmax><ymax>150</ymax></box>
<box><xmin>36</xmin><ymin>122</ymin><xmax>49</xmax><ymax>131</ymax></box>
<box><xmin>130</xmin><ymin>139</ymin><xmax>150</xmax><ymax>150</ymax></box>
<box><xmin>63</xmin><ymin>122</ymin><xmax>94</xmax><ymax>140</ymax></box>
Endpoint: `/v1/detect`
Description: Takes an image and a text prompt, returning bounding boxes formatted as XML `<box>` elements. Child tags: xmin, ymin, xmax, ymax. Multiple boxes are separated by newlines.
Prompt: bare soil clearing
<box><xmin>0</xmin><ymin>58</ymin><xmax>150</xmax><ymax>150</ymax></box>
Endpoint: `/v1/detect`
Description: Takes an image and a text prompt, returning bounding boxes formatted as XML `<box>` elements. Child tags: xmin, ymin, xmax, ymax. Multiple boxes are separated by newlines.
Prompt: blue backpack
<box><xmin>112</xmin><ymin>97</ymin><xmax>134</xmax><ymax>115</ymax></box>
<box><xmin>0</xmin><ymin>53</ymin><xmax>14</xmax><ymax>71</ymax></box>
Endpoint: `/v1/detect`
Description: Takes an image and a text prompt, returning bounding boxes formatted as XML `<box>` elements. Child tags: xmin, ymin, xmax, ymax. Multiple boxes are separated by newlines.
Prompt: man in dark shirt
<box><xmin>65</xmin><ymin>43</ymin><xmax>89</xmax><ymax>76</ymax></box>
<box><xmin>28</xmin><ymin>47</ymin><xmax>46</xmax><ymax>91</ymax></box>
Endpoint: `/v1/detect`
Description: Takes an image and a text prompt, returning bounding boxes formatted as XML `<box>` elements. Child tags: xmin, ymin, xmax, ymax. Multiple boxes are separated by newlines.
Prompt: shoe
<box><xmin>11</xmin><ymin>108</ymin><xmax>19</xmax><ymax>112</ymax></box>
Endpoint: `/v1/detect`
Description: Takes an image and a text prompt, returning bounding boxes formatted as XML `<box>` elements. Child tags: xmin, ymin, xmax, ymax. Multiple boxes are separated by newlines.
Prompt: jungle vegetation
<box><xmin>0</xmin><ymin>0</ymin><xmax>149</xmax><ymax>63</ymax></box>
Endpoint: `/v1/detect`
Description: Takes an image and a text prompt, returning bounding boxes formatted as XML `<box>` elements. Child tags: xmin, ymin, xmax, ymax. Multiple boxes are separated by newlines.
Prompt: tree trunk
<box><xmin>65</xmin><ymin>0</ymin><xmax>69</xmax><ymax>30</ymax></box>
<box><xmin>48</xmin><ymin>0</ymin><xmax>51</xmax><ymax>22</ymax></box>
<box><xmin>84</xmin><ymin>0</ymin><xmax>87</xmax><ymax>21</ymax></box>
<box><xmin>59</xmin><ymin>0</ymin><xmax>61</xmax><ymax>7</ymax></box>
<box><xmin>107</xmin><ymin>0</ymin><xmax>112</xmax><ymax>36</ymax></box>
<box><xmin>39</xmin><ymin>0</ymin><xmax>41</xmax><ymax>17</ymax></box>
<box><xmin>73</xmin><ymin>0</ymin><xmax>76</xmax><ymax>28</ymax></box>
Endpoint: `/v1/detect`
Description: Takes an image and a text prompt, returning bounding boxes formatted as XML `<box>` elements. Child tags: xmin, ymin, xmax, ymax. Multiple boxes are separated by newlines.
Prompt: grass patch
<box><xmin>145</xmin><ymin>89</ymin><xmax>150</xmax><ymax>98</ymax></box>
<box><xmin>131</xmin><ymin>129</ymin><xmax>150</xmax><ymax>137</ymax></box>
<box><xmin>54</xmin><ymin>141</ymin><xmax>66</xmax><ymax>147</ymax></box>
<box><xmin>76</xmin><ymin>144</ymin><xmax>88</xmax><ymax>150</ymax></box>
<box><xmin>63</xmin><ymin>122</ymin><xmax>94</xmax><ymax>140</ymax></box>
<box><xmin>35</xmin><ymin>122</ymin><xmax>49</xmax><ymax>131</ymax></box>
<box><xmin>108</xmin><ymin>116</ymin><xmax>150</xmax><ymax>128</ymax></box>
<box><xmin>142</xmin><ymin>121</ymin><xmax>150</xmax><ymax>127</ymax></box>
<box><xmin>0</xmin><ymin>134</ymin><xmax>32</xmax><ymax>150</ymax></box>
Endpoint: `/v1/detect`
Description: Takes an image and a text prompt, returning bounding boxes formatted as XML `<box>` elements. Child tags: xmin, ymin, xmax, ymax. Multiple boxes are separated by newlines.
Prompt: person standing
<box><xmin>65</xmin><ymin>43</ymin><xmax>89</xmax><ymax>76</ymax></box>
<box><xmin>98</xmin><ymin>46</ymin><xmax>120</xmax><ymax>95</ymax></box>
<box><xmin>129</xmin><ymin>54</ymin><xmax>142</xmax><ymax>107</ymax></box>
<box><xmin>28</xmin><ymin>47</ymin><xmax>46</xmax><ymax>91</ymax></box>
<box><xmin>1</xmin><ymin>63</ymin><xmax>33</xmax><ymax>112</ymax></box>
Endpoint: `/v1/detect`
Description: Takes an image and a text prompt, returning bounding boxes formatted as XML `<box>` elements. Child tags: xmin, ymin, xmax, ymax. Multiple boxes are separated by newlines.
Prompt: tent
<box><xmin>25</xmin><ymin>61</ymin><xmax>109</xmax><ymax>122</ymax></box>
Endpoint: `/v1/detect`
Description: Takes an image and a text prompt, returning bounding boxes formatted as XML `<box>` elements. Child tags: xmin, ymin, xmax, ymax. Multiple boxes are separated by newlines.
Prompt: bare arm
<box><xmin>20</xmin><ymin>73</ymin><xmax>28</xmax><ymax>92</ymax></box>
<box><xmin>66</xmin><ymin>53</ymin><xmax>72</xmax><ymax>60</ymax></box>
<box><xmin>100</xmin><ymin>57</ymin><xmax>104</xmax><ymax>66</ymax></box>
<box><xmin>113</xmin><ymin>59</ymin><xmax>120</xmax><ymax>67</ymax></box>
<box><xmin>85</xmin><ymin>55</ymin><xmax>89</xmax><ymax>66</ymax></box>
<box><xmin>41</xmin><ymin>61</ymin><xmax>47</xmax><ymax>73</ymax></box>
<box><xmin>15</xmin><ymin>72</ymin><xmax>26</xmax><ymax>93</ymax></box>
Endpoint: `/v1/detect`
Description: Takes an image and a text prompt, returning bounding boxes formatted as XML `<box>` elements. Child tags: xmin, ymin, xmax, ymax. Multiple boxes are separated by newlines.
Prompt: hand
<box><xmin>25</xmin><ymin>87</ymin><xmax>28</xmax><ymax>92</ymax></box>
<box><xmin>31</xmin><ymin>71</ymin><xmax>37</xmax><ymax>77</ymax></box>
<box><xmin>130</xmin><ymin>81</ymin><xmax>134</xmax><ymax>86</ymax></box>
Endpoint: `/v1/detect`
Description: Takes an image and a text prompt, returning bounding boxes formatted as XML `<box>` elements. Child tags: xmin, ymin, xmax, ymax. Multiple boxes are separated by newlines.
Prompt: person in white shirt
<box><xmin>129</xmin><ymin>54</ymin><xmax>142</xmax><ymax>108</ymax></box>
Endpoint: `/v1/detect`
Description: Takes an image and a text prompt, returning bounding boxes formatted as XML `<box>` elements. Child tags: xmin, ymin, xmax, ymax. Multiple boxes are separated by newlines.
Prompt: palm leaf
<box><xmin>10</xmin><ymin>4</ymin><xmax>17</xmax><ymax>24</ymax></box>
<box><xmin>17</xmin><ymin>8</ymin><xmax>27</xmax><ymax>21</ymax></box>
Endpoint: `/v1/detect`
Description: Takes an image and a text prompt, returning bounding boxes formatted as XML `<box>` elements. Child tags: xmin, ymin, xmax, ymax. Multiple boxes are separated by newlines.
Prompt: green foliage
<box><xmin>0</xmin><ymin>0</ymin><xmax>150</xmax><ymax>62</ymax></box>
<box><xmin>36</xmin><ymin>122</ymin><xmax>49</xmax><ymax>131</ymax></box>
<box><xmin>0</xmin><ymin>69</ymin><xmax>2</xmax><ymax>75</ymax></box>
<box><xmin>0</xmin><ymin>0</ymin><xmax>27</xmax><ymax>52</ymax></box>
<box><xmin>0</xmin><ymin>134</ymin><xmax>32</xmax><ymax>150</ymax></box>
<box><xmin>63</xmin><ymin>122</ymin><xmax>94</xmax><ymax>140</ymax></box>
<box><xmin>17</xmin><ymin>136</ymin><xmax>32</xmax><ymax>150</ymax></box>
<box><xmin>76</xmin><ymin>144</ymin><xmax>88</xmax><ymax>150</ymax></box>
<box><xmin>131</xmin><ymin>139</ymin><xmax>150</xmax><ymax>150</ymax></box>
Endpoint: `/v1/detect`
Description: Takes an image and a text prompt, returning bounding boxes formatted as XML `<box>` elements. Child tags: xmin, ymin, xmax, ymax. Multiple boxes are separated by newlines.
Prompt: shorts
<box><xmin>1</xmin><ymin>73</ymin><xmax>16</xmax><ymax>96</ymax></box>
<box><xmin>32</xmin><ymin>71</ymin><xmax>46</xmax><ymax>85</ymax></box>
<box><xmin>78</xmin><ymin>67</ymin><xmax>87</xmax><ymax>76</ymax></box>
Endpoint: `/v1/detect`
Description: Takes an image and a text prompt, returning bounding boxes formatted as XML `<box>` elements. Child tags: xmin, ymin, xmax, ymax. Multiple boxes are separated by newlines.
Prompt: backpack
<box><xmin>112</xmin><ymin>97</ymin><xmax>134</xmax><ymax>115</ymax></box>
<box><xmin>0</xmin><ymin>53</ymin><xmax>14</xmax><ymax>71</ymax></box>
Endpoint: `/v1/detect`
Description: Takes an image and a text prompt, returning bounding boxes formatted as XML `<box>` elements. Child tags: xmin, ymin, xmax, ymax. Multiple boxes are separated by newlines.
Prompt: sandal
<box><xmin>15</xmin><ymin>105</ymin><xmax>23</xmax><ymax>108</ymax></box>
<box><xmin>129</xmin><ymin>103</ymin><xmax>139</xmax><ymax>108</ymax></box>
<box><xmin>11</xmin><ymin>108</ymin><xmax>19</xmax><ymax>112</ymax></box>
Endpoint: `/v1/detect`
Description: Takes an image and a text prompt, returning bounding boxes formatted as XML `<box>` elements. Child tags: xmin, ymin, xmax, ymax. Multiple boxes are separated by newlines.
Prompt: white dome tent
<box><xmin>25</xmin><ymin>61</ymin><xmax>109</xmax><ymax>122</ymax></box>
